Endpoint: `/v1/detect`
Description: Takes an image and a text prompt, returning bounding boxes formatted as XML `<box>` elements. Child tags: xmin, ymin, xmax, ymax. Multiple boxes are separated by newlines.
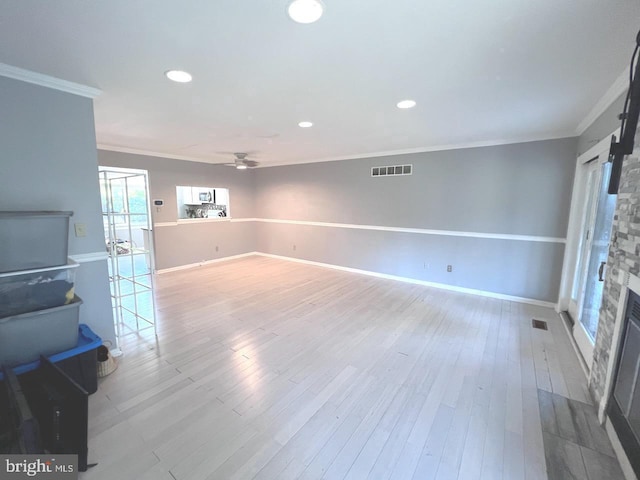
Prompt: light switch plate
<box><xmin>74</xmin><ymin>223</ymin><xmax>87</xmax><ymax>237</ymax></box>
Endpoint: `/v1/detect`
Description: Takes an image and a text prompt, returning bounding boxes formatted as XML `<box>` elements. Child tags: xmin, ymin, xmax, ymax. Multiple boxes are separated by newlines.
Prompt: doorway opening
<box><xmin>99</xmin><ymin>167</ymin><xmax>157</xmax><ymax>341</ymax></box>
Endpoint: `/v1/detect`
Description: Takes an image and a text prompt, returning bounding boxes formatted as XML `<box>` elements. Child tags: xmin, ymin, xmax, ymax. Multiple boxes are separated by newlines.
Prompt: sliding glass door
<box><xmin>570</xmin><ymin>158</ymin><xmax>616</xmax><ymax>364</ymax></box>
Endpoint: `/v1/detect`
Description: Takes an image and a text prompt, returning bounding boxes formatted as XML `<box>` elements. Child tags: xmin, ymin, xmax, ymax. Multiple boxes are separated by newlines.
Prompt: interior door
<box><xmin>571</xmin><ymin>159</ymin><xmax>616</xmax><ymax>365</ymax></box>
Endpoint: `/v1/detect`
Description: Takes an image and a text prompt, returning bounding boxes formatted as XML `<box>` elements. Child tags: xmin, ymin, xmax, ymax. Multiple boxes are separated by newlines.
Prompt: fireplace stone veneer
<box><xmin>587</xmin><ymin>125</ymin><xmax>640</xmax><ymax>480</ymax></box>
<box><xmin>591</xmin><ymin>142</ymin><xmax>640</xmax><ymax>406</ymax></box>
<box><xmin>607</xmin><ymin>288</ymin><xmax>640</xmax><ymax>477</ymax></box>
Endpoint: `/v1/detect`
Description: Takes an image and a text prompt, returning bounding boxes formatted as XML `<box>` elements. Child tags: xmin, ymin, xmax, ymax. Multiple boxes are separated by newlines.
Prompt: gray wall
<box><xmin>101</xmin><ymin>138</ymin><xmax>577</xmax><ymax>303</ymax></box>
<box><xmin>577</xmin><ymin>92</ymin><xmax>625</xmax><ymax>156</ymax></box>
<box><xmin>254</xmin><ymin>137</ymin><xmax>578</xmax><ymax>303</ymax></box>
<box><xmin>0</xmin><ymin>76</ymin><xmax>116</xmax><ymax>344</ymax></box>
<box><xmin>97</xmin><ymin>150</ymin><xmax>256</xmax><ymax>270</ymax></box>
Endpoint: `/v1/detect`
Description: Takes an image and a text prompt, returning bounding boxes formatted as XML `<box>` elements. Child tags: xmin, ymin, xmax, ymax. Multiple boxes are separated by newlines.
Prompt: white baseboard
<box><xmin>605</xmin><ymin>417</ymin><xmax>639</xmax><ymax>480</ymax></box>
<box><xmin>155</xmin><ymin>252</ymin><xmax>258</xmax><ymax>274</ymax></box>
<box><xmin>254</xmin><ymin>252</ymin><xmax>557</xmax><ymax>308</ymax></box>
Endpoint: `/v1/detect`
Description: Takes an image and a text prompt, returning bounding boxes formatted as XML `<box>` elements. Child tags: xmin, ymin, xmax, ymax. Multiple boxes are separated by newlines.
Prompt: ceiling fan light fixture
<box><xmin>298</xmin><ymin>121</ymin><xmax>313</xmax><ymax>128</ymax></box>
<box><xmin>165</xmin><ymin>70</ymin><xmax>193</xmax><ymax>83</ymax></box>
<box><xmin>236</xmin><ymin>164</ymin><xmax>248</xmax><ymax>170</ymax></box>
<box><xmin>288</xmin><ymin>0</ymin><xmax>324</xmax><ymax>24</ymax></box>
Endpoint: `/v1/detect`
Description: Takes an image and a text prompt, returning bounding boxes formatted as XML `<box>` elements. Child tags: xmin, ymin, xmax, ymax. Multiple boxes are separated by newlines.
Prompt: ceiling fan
<box><xmin>222</xmin><ymin>153</ymin><xmax>259</xmax><ymax>170</ymax></box>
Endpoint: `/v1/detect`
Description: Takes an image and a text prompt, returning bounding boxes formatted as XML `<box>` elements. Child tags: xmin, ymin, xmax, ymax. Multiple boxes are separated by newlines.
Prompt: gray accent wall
<box><xmin>0</xmin><ymin>76</ymin><xmax>116</xmax><ymax>344</ymax></box>
<box><xmin>254</xmin><ymin>138</ymin><xmax>578</xmax><ymax>303</ymax></box>
<box><xmin>102</xmin><ymin>138</ymin><xmax>577</xmax><ymax>303</ymax></box>
<box><xmin>97</xmin><ymin>150</ymin><xmax>256</xmax><ymax>270</ymax></box>
<box><xmin>153</xmin><ymin>221</ymin><xmax>255</xmax><ymax>270</ymax></box>
<box><xmin>256</xmin><ymin>223</ymin><xmax>566</xmax><ymax>301</ymax></box>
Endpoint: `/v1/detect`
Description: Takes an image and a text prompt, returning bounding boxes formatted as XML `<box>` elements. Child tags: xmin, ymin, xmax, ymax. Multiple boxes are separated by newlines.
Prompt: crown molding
<box><xmin>100</xmin><ymin>131</ymin><xmax>576</xmax><ymax>169</ymax></box>
<box><xmin>0</xmin><ymin>63</ymin><xmax>101</xmax><ymax>98</ymax></box>
<box><xmin>575</xmin><ymin>67</ymin><xmax>628</xmax><ymax>136</ymax></box>
<box><xmin>97</xmin><ymin>144</ymin><xmax>227</xmax><ymax>165</ymax></box>
<box><xmin>261</xmin><ymin>131</ymin><xmax>577</xmax><ymax>168</ymax></box>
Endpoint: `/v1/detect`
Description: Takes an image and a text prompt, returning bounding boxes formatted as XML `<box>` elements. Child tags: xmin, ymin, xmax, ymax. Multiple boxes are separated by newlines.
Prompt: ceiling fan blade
<box><xmin>244</xmin><ymin>160</ymin><xmax>259</xmax><ymax>167</ymax></box>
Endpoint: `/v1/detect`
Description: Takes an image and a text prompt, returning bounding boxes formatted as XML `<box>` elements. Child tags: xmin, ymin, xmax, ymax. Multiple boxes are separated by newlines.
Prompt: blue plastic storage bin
<box><xmin>0</xmin><ymin>324</ymin><xmax>102</xmax><ymax>393</ymax></box>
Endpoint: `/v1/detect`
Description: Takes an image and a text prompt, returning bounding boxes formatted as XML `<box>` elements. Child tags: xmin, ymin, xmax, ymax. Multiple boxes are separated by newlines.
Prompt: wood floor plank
<box><xmin>434</xmin><ymin>376</ymin><xmax>476</xmax><ymax>480</ymax></box>
<box><xmin>79</xmin><ymin>256</ymin><xmax>624</xmax><ymax>480</ymax></box>
<box><xmin>300</xmin><ymin>381</ymin><xmax>390</xmax><ymax>479</ymax></box>
<box><xmin>251</xmin><ymin>373</ymin><xmax>375</xmax><ymax>480</ymax></box>
<box><xmin>410</xmin><ymin>403</ymin><xmax>455</xmax><ymax>479</ymax></box>
<box><xmin>342</xmin><ymin>385</ymin><xmax>411</xmax><ymax>480</ymax></box>
<box><xmin>366</xmin><ymin>389</ymin><xmax>427</xmax><ymax>479</ymax></box>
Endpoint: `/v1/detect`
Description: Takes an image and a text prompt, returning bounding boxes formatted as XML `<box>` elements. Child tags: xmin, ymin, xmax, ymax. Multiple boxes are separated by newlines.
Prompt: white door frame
<box><xmin>573</xmin><ymin>158</ymin><xmax>607</xmax><ymax>365</ymax></box>
<box><xmin>569</xmin><ymin>160</ymin><xmax>601</xmax><ymax>320</ymax></box>
<box><xmin>557</xmin><ymin>129</ymin><xmax>619</xmax><ymax>368</ymax></box>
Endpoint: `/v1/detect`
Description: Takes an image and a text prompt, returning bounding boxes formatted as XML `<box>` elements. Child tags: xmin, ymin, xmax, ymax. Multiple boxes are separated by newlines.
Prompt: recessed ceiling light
<box><xmin>288</xmin><ymin>0</ymin><xmax>324</xmax><ymax>24</ymax></box>
<box><xmin>397</xmin><ymin>99</ymin><xmax>416</xmax><ymax>109</ymax></box>
<box><xmin>236</xmin><ymin>164</ymin><xmax>248</xmax><ymax>170</ymax></box>
<box><xmin>298</xmin><ymin>121</ymin><xmax>313</xmax><ymax>128</ymax></box>
<box><xmin>165</xmin><ymin>70</ymin><xmax>192</xmax><ymax>83</ymax></box>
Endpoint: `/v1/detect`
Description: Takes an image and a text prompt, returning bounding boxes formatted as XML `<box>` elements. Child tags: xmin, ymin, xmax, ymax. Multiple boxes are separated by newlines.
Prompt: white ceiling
<box><xmin>0</xmin><ymin>1</ymin><xmax>638</xmax><ymax>166</ymax></box>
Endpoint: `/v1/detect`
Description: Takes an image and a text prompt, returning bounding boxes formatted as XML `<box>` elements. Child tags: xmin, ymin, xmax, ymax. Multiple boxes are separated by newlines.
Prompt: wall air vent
<box><xmin>371</xmin><ymin>164</ymin><xmax>412</xmax><ymax>177</ymax></box>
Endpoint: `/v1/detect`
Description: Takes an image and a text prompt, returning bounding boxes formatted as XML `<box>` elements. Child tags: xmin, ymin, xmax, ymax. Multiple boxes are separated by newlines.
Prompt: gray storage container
<box><xmin>0</xmin><ymin>261</ymin><xmax>79</xmax><ymax>318</ymax></box>
<box><xmin>0</xmin><ymin>295</ymin><xmax>82</xmax><ymax>367</ymax></box>
<box><xmin>0</xmin><ymin>211</ymin><xmax>73</xmax><ymax>273</ymax></box>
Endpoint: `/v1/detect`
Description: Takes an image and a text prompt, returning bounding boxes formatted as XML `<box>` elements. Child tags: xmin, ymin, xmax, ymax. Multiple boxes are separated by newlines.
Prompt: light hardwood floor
<box><xmin>82</xmin><ymin>256</ymin><xmax>595</xmax><ymax>480</ymax></box>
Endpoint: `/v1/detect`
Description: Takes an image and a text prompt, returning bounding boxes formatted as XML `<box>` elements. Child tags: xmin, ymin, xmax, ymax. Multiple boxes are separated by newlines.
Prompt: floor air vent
<box><xmin>532</xmin><ymin>319</ymin><xmax>548</xmax><ymax>330</ymax></box>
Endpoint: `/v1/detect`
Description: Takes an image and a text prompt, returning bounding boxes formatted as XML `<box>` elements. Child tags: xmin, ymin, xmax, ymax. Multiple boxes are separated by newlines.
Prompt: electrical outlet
<box><xmin>74</xmin><ymin>223</ymin><xmax>87</xmax><ymax>237</ymax></box>
<box><xmin>447</xmin><ymin>265</ymin><xmax>452</xmax><ymax>272</ymax></box>
<box><xmin>215</xmin><ymin>245</ymin><xmax>219</xmax><ymax>252</ymax></box>
<box><xmin>423</xmin><ymin>262</ymin><xmax>429</xmax><ymax>269</ymax></box>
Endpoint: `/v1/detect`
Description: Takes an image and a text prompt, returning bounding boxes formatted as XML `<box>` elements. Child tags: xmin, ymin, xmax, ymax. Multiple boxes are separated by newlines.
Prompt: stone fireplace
<box><xmin>589</xmin><ymin>133</ymin><xmax>640</xmax><ymax>479</ymax></box>
<box><xmin>606</xmin><ymin>281</ymin><xmax>640</xmax><ymax>477</ymax></box>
